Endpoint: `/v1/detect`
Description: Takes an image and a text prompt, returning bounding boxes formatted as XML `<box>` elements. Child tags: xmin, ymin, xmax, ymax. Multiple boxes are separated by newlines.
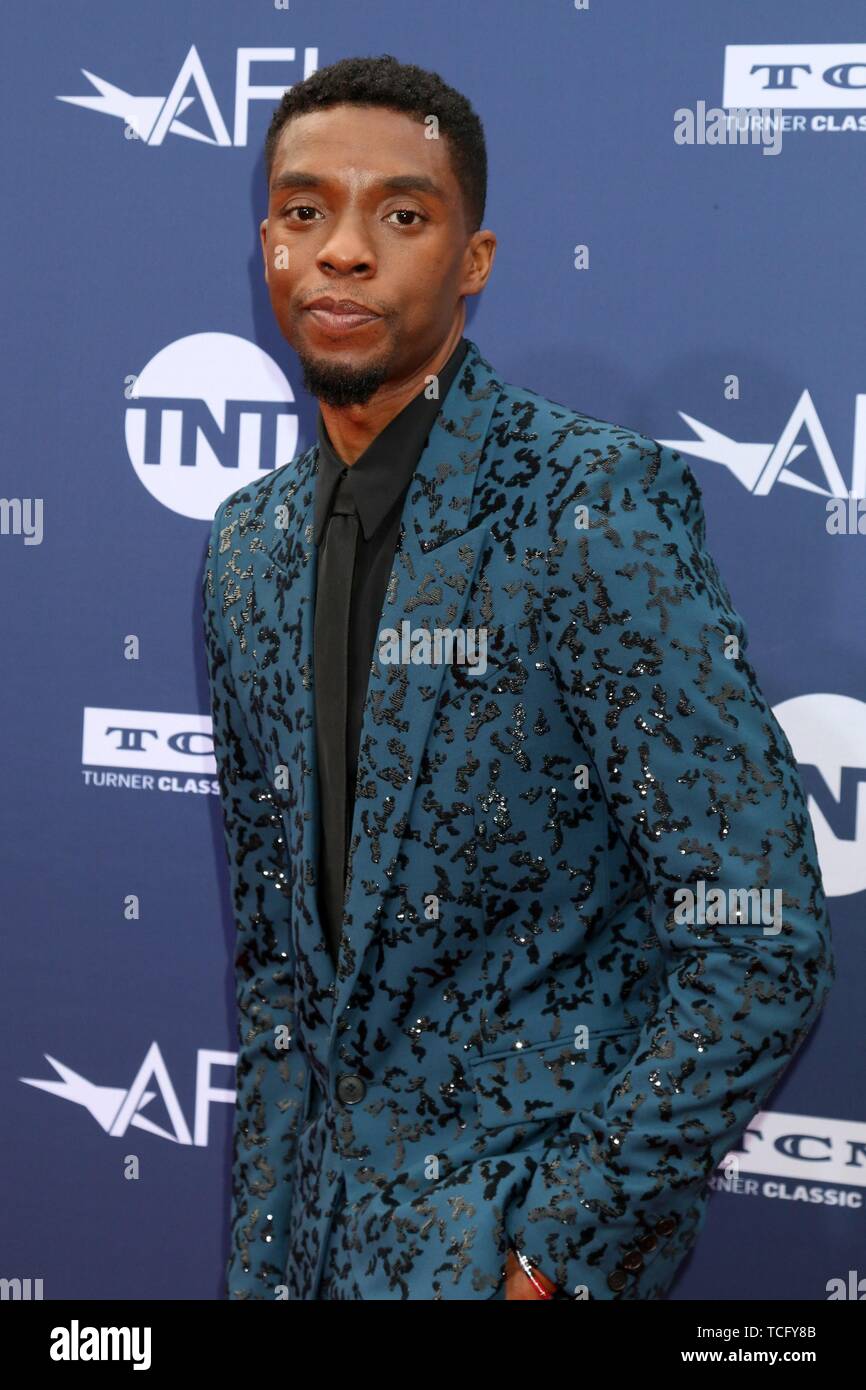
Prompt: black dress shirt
<box><xmin>312</xmin><ymin>336</ymin><xmax>470</xmax><ymax>964</ymax></box>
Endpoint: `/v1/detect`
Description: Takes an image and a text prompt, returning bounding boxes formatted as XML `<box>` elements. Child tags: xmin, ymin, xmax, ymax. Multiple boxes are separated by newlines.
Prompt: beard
<box><xmin>295</xmin><ymin>344</ymin><xmax>394</xmax><ymax>408</ymax></box>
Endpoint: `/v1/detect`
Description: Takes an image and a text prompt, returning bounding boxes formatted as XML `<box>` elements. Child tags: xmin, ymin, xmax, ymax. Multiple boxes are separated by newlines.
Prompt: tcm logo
<box><xmin>773</xmin><ymin>694</ymin><xmax>866</xmax><ymax>899</ymax></box>
<box><xmin>58</xmin><ymin>44</ymin><xmax>318</xmax><ymax>145</ymax></box>
<box><xmin>660</xmin><ymin>391</ymin><xmax>866</xmax><ymax>499</ymax></box>
<box><xmin>719</xmin><ymin>1108</ymin><xmax>866</xmax><ymax>1189</ymax></box>
<box><xmin>21</xmin><ymin>1043</ymin><xmax>235</xmax><ymax>1147</ymax></box>
<box><xmin>724</xmin><ymin>44</ymin><xmax>866</xmax><ymax>109</ymax></box>
<box><xmin>82</xmin><ymin>707</ymin><xmax>215</xmax><ymax>774</ymax></box>
<box><xmin>126</xmin><ymin>333</ymin><xmax>297</xmax><ymax>521</ymax></box>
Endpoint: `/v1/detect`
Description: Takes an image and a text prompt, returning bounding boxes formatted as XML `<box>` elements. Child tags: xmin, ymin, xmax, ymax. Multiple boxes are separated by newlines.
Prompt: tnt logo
<box><xmin>124</xmin><ymin>332</ymin><xmax>297</xmax><ymax>519</ymax></box>
<box><xmin>774</xmin><ymin>693</ymin><xmax>866</xmax><ymax>898</ymax></box>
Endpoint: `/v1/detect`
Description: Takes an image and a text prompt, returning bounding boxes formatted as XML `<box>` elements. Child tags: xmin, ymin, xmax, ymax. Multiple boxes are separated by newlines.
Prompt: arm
<box><xmin>202</xmin><ymin>504</ymin><xmax>309</xmax><ymax>1299</ymax></box>
<box><xmin>504</xmin><ymin>437</ymin><xmax>834</xmax><ymax>1300</ymax></box>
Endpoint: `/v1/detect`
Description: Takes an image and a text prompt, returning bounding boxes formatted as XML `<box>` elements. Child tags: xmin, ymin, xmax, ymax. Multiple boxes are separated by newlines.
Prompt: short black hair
<box><xmin>264</xmin><ymin>54</ymin><xmax>487</xmax><ymax>233</ymax></box>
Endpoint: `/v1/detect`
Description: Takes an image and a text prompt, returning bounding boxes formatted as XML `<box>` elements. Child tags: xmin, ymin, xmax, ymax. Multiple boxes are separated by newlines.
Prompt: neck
<box><xmin>318</xmin><ymin>310</ymin><xmax>466</xmax><ymax>465</ymax></box>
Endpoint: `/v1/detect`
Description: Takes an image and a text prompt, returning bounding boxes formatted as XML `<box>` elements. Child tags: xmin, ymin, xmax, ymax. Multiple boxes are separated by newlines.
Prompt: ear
<box><xmin>259</xmin><ymin>219</ymin><xmax>269</xmax><ymax>285</ymax></box>
<box><xmin>460</xmin><ymin>229</ymin><xmax>497</xmax><ymax>299</ymax></box>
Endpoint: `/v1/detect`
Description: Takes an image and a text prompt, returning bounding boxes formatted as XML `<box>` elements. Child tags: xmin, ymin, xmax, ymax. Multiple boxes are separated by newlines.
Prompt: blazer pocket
<box><xmin>447</xmin><ymin>621</ymin><xmax>529</xmax><ymax>691</ymax></box>
<box><xmin>467</xmin><ymin>1027</ymin><xmax>641</xmax><ymax>1131</ymax></box>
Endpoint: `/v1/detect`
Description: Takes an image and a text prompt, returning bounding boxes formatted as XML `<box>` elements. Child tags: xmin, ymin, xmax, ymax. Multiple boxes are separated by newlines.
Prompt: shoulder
<box><xmin>207</xmin><ymin>445</ymin><xmax>315</xmax><ymax>536</ymax></box>
<box><xmin>492</xmin><ymin>371</ymin><xmax>677</xmax><ymax>477</ymax></box>
<box><xmin>488</xmin><ymin>373</ymin><xmax>704</xmax><ymax>534</ymax></box>
<box><xmin>202</xmin><ymin>447</ymin><xmax>315</xmax><ymax>613</ymax></box>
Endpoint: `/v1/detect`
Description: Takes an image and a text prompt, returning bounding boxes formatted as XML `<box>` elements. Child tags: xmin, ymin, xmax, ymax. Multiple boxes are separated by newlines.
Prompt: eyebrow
<box><xmin>270</xmin><ymin>170</ymin><xmax>448</xmax><ymax>200</ymax></box>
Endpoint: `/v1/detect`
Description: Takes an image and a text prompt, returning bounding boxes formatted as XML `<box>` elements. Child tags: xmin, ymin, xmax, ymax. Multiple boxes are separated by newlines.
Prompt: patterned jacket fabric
<box><xmin>201</xmin><ymin>336</ymin><xmax>834</xmax><ymax>1300</ymax></box>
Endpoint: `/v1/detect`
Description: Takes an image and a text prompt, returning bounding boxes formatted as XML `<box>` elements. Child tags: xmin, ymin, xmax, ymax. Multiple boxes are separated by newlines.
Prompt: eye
<box><xmin>278</xmin><ymin>205</ymin><xmax>428</xmax><ymax>227</ymax></box>
<box><xmin>386</xmin><ymin>208</ymin><xmax>428</xmax><ymax>227</ymax></box>
<box><xmin>281</xmin><ymin>205</ymin><xmax>323</xmax><ymax>222</ymax></box>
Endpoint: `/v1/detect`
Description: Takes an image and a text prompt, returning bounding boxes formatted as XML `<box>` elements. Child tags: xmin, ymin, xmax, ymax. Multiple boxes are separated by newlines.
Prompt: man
<box><xmin>202</xmin><ymin>55</ymin><xmax>834</xmax><ymax>1301</ymax></box>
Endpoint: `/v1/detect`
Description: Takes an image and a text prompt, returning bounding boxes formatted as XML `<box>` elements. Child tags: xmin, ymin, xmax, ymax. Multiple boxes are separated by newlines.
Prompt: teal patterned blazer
<box><xmin>202</xmin><ymin>336</ymin><xmax>834</xmax><ymax>1300</ymax></box>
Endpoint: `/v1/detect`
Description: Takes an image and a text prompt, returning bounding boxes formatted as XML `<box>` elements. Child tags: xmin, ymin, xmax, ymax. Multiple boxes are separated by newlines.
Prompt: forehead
<box><xmin>269</xmin><ymin>103</ymin><xmax>459</xmax><ymax>193</ymax></box>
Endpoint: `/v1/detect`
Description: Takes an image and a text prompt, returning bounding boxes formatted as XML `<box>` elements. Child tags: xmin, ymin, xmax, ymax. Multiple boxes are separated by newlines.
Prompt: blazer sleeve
<box><xmin>504</xmin><ymin>437</ymin><xmax>835</xmax><ymax>1299</ymax></box>
<box><xmin>202</xmin><ymin>503</ymin><xmax>310</xmax><ymax>1299</ymax></box>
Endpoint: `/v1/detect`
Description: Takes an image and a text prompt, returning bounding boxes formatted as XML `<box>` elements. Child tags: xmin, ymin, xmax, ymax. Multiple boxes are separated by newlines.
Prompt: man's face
<box><xmin>259</xmin><ymin>104</ymin><xmax>491</xmax><ymax>406</ymax></box>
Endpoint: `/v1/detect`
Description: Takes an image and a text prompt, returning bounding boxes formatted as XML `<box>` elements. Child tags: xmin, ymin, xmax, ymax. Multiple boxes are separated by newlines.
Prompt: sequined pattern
<box><xmin>202</xmin><ymin>336</ymin><xmax>834</xmax><ymax>1300</ymax></box>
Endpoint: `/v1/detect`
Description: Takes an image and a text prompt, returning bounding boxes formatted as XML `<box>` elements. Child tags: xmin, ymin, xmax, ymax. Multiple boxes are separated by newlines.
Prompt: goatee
<box><xmin>297</xmin><ymin>348</ymin><xmax>392</xmax><ymax>408</ymax></box>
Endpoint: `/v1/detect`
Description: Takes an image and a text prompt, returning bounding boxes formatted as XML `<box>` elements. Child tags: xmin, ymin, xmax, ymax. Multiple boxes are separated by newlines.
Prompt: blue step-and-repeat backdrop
<box><xmin>1</xmin><ymin>0</ymin><xmax>862</xmax><ymax>1300</ymax></box>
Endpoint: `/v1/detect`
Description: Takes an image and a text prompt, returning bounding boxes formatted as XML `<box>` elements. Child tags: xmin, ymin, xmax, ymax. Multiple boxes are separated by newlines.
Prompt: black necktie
<box><xmin>313</xmin><ymin>470</ymin><xmax>360</xmax><ymax>963</ymax></box>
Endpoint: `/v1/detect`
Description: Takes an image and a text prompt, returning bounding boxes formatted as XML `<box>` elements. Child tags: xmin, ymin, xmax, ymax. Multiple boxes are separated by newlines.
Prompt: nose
<box><xmin>316</xmin><ymin>208</ymin><xmax>377</xmax><ymax>278</ymax></box>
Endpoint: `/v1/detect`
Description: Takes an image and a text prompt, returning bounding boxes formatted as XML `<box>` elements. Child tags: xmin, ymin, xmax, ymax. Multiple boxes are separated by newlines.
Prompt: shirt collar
<box><xmin>313</xmin><ymin>337</ymin><xmax>470</xmax><ymax>544</ymax></box>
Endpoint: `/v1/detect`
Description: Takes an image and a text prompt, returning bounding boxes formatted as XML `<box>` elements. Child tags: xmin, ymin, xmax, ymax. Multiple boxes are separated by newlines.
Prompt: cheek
<box><xmin>266</xmin><ymin>253</ymin><xmax>292</xmax><ymax>285</ymax></box>
<box><xmin>263</xmin><ymin>232</ymin><xmax>300</xmax><ymax>289</ymax></box>
<box><xmin>266</xmin><ymin>269</ymin><xmax>298</xmax><ymax>322</ymax></box>
<box><xmin>399</xmin><ymin>255</ymin><xmax>463</xmax><ymax>323</ymax></box>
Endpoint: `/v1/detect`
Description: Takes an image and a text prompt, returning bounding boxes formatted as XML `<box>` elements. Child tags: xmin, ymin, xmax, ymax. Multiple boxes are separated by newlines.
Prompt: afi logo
<box><xmin>660</xmin><ymin>391</ymin><xmax>866</xmax><ymax>499</ymax></box>
<box><xmin>21</xmin><ymin>1043</ymin><xmax>235</xmax><ymax>1146</ymax></box>
<box><xmin>125</xmin><ymin>334</ymin><xmax>297</xmax><ymax>520</ymax></box>
<box><xmin>58</xmin><ymin>44</ymin><xmax>319</xmax><ymax>145</ymax></box>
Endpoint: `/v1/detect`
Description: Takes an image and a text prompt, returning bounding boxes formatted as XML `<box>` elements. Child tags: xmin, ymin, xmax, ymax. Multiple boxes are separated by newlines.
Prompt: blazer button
<box><xmin>336</xmin><ymin>1073</ymin><xmax>366</xmax><ymax>1105</ymax></box>
<box><xmin>639</xmin><ymin>1233</ymin><xmax>658</xmax><ymax>1254</ymax></box>
<box><xmin>622</xmin><ymin>1249</ymin><xmax>643</xmax><ymax>1271</ymax></box>
<box><xmin>607</xmin><ymin>1268</ymin><xmax>628</xmax><ymax>1293</ymax></box>
<box><xmin>655</xmin><ymin>1216</ymin><xmax>676</xmax><ymax>1236</ymax></box>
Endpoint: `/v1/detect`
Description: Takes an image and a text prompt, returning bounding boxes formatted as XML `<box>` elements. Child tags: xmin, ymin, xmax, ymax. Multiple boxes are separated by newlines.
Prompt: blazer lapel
<box><xmin>256</xmin><ymin>446</ymin><xmax>338</xmax><ymax>1044</ymax></box>
<box><xmin>252</xmin><ymin>338</ymin><xmax>506</xmax><ymax>1059</ymax></box>
<box><xmin>328</xmin><ymin>340</ymin><xmax>505</xmax><ymax>1043</ymax></box>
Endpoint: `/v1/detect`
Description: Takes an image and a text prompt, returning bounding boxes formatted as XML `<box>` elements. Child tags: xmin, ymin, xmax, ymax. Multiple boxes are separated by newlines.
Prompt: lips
<box><xmin>305</xmin><ymin>296</ymin><xmax>382</xmax><ymax>335</ymax></box>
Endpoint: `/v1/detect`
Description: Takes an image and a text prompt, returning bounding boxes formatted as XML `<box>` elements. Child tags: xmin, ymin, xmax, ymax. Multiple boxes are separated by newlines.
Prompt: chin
<box><xmin>296</xmin><ymin>344</ymin><xmax>393</xmax><ymax>409</ymax></box>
